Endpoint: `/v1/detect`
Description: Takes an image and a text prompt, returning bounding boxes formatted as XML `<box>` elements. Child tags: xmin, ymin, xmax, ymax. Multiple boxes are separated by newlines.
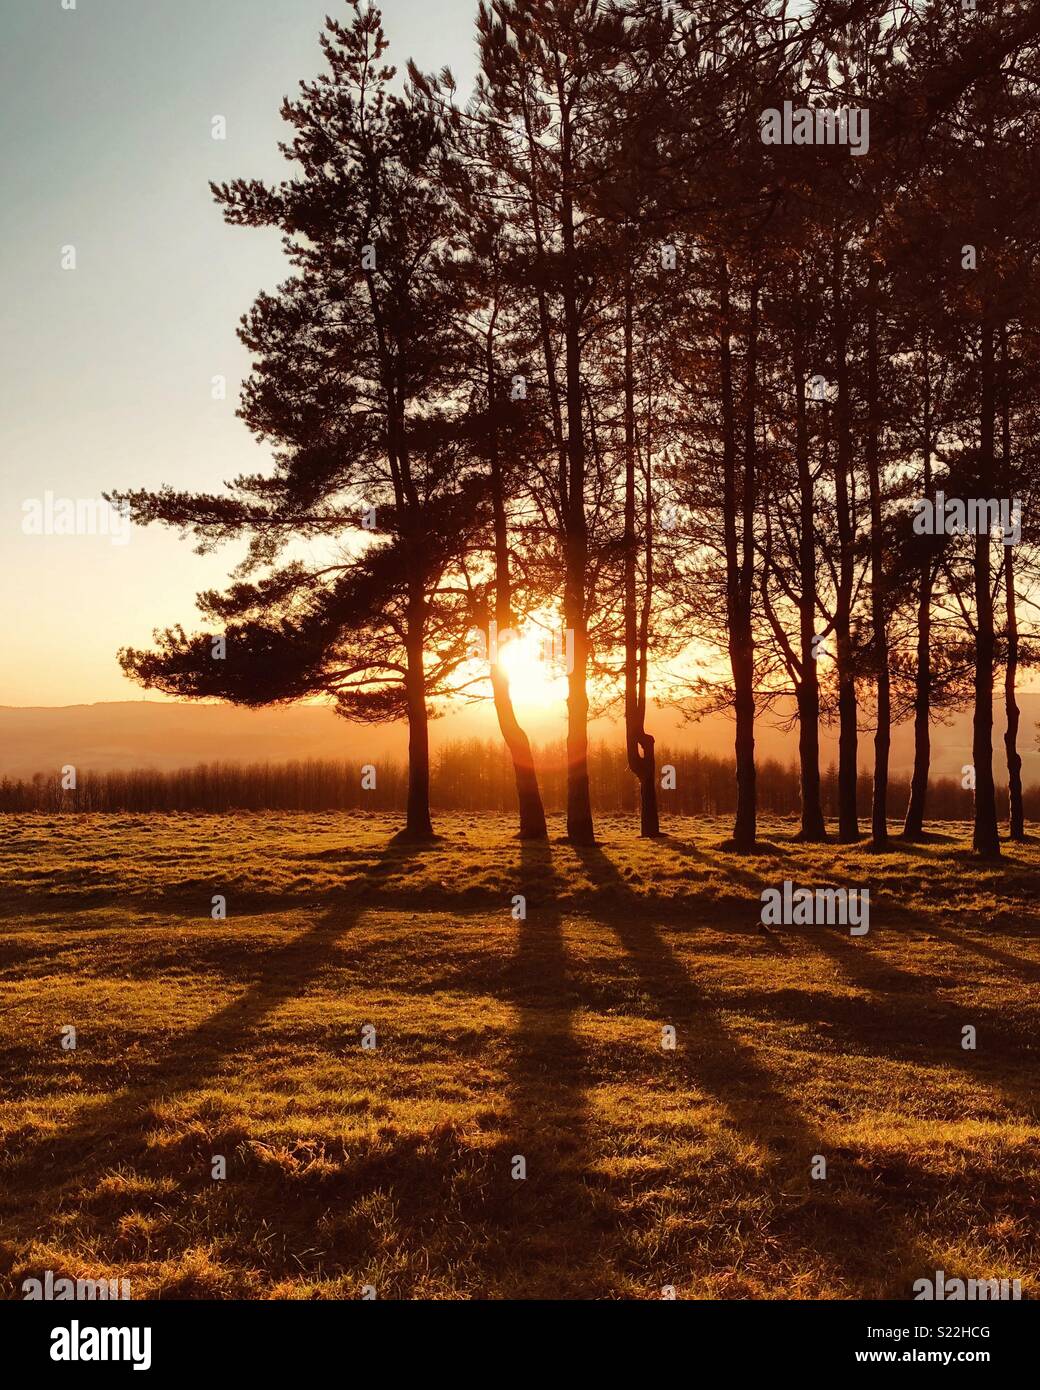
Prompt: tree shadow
<box><xmin>662</xmin><ymin>832</ymin><xmax>1037</xmax><ymax>1116</ymax></box>
<box><xmin>665</xmin><ymin>835</ymin><xmax>778</xmax><ymax>895</ymax></box>
<box><xmin>793</xmin><ymin>926</ymin><xmax>1038</xmax><ymax>1119</ymax></box>
<box><xmin>899</xmin><ymin>829</ymin><xmax>960</xmax><ymax>846</ymax></box>
<box><xmin>0</xmin><ymin>841</ymin><xmax>424</xmax><ymax>1270</ymax></box>
<box><xmin>572</xmin><ymin>841</ymin><xmax>937</xmax><ymax>1298</ymax></box>
<box><xmin>921</xmin><ymin>921</ymin><xmax>1040</xmax><ymax>984</ymax></box>
<box><xmin>490</xmin><ymin>840</ymin><xmax>616</xmax><ymax>1296</ymax></box>
<box><xmin>716</xmin><ymin>838</ymin><xmax>793</xmax><ymax>856</ymax></box>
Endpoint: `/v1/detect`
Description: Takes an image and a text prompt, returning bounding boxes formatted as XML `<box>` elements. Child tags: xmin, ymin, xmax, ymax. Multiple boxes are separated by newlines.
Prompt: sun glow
<box><xmin>497</xmin><ymin>632</ymin><xmax>569</xmax><ymax>711</ymax></box>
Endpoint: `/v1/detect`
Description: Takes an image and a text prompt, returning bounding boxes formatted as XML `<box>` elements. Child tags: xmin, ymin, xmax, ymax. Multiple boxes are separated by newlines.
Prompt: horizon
<box><xmin>2</xmin><ymin>694</ymin><xmax>1036</xmax><ymax>791</ymax></box>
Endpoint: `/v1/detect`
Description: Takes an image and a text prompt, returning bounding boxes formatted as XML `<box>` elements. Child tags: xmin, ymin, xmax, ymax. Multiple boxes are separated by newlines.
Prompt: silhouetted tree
<box><xmin>111</xmin><ymin>2</ymin><xmax>478</xmax><ymax>839</ymax></box>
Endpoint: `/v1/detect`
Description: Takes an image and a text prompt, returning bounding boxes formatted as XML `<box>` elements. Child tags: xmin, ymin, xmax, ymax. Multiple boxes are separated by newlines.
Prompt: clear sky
<box><xmin>0</xmin><ymin>0</ymin><xmax>478</xmax><ymax>706</ymax></box>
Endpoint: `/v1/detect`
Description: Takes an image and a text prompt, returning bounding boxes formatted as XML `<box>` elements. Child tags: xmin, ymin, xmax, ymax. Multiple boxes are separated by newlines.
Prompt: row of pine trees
<box><xmin>109</xmin><ymin>2</ymin><xmax>1040</xmax><ymax>854</ymax></box>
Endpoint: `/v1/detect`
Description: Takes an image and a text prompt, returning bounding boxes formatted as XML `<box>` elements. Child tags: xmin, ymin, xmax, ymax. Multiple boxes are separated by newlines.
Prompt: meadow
<box><xmin>1</xmin><ymin>812</ymin><xmax>1037</xmax><ymax>1300</ymax></box>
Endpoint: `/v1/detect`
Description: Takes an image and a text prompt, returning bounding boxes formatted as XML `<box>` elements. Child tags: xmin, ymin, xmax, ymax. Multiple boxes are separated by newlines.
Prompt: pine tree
<box><xmin>109</xmin><ymin>2</ymin><xmax>479</xmax><ymax>840</ymax></box>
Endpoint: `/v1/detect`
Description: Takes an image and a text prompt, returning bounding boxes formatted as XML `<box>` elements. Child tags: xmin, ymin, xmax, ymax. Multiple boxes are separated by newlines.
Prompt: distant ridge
<box><xmin>0</xmin><ymin>697</ymin><xmax>1036</xmax><ymax>783</ymax></box>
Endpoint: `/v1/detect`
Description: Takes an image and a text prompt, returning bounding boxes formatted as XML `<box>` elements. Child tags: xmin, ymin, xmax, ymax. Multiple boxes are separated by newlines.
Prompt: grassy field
<box><xmin>1</xmin><ymin>811</ymin><xmax>1038</xmax><ymax>1300</ymax></box>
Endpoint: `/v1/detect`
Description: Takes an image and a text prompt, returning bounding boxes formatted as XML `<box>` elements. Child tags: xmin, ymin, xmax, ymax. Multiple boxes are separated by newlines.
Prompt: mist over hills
<box><xmin>1</xmin><ymin>697</ymin><xmax>1037</xmax><ymax>786</ymax></box>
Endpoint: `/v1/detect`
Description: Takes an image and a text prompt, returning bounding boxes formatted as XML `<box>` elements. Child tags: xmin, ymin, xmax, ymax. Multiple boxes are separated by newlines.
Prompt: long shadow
<box><xmin>0</xmin><ymin>840</ymin><xmax>420</xmax><ymax>1233</ymax></box>
<box><xmin>721</xmin><ymin>972</ymin><xmax>1038</xmax><ymax>1100</ymax></box>
<box><xmin>918</xmin><ymin>921</ymin><xmax>1040</xmax><ymax>984</ymax></box>
<box><xmin>573</xmin><ymin>841</ymin><xmax>935</xmax><ymax>1298</ymax></box>
<box><xmin>494</xmin><ymin>840</ymin><xmax>615</xmax><ymax>1296</ymax></box>
<box><xmin>666</xmin><ymin>832</ymin><xmax>1039</xmax><ymax>1116</ymax></box>
<box><xmin>666</xmin><ymin>838</ymin><xmax>1038</xmax><ymax>1070</ymax></box>
<box><xmin>665</xmin><ymin>835</ymin><xmax>778</xmax><ymax>896</ymax></box>
<box><xmin>793</xmin><ymin>924</ymin><xmax>1039</xmax><ymax>1121</ymax></box>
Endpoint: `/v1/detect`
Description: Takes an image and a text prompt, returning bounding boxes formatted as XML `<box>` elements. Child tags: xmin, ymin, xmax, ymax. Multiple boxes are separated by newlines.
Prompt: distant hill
<box><xmin>0</xmin><ymin>697</ymin><xmax>1036</xmax><ymax>784</ymax></box>
<box><xmin>0</xmin><ymin>702</ymin><xmax>393</xmax><ymax>779</ymax></box>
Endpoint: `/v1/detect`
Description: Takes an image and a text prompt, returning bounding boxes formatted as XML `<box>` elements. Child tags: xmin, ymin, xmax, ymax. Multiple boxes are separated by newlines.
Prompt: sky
<box><xmin>0</xmin><ymin>0</ymin><xmax>478</xmax><ymax>706</ymax></box>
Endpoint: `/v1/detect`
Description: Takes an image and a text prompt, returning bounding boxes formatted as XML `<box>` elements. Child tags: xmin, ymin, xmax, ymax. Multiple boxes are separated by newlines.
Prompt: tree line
<box><xmin>0</xmin><ymin>742</ymin><xmax>1005</xmax><ymax>819</ymax></box>
<box><xmin>109</xmin><ymin>0</ymin><xmax>1040</xmax><ymax>854</ymax></box>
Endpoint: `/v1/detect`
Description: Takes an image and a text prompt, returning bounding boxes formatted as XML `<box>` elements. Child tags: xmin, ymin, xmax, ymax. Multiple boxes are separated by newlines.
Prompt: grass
<box><xmin>0</xmin><ymin>811</ymin><xmax>1038</xmax><ymax>1300</ymax></box>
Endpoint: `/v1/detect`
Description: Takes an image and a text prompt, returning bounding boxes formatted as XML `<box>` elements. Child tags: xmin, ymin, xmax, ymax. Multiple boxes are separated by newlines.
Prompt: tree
<box><xmin>472</xmin><ymin>0</ymin><xmax>630</xmax><ymax>844</ymax></box>
<box><xmin>446</xmin><ymin>174</ymin><xmax>552</xmax><ymax>840</ymax></box>
<box><xmin>111</xmin><ymin>2</ymin><xmax>478</xmax><ymax>840</ymax></box>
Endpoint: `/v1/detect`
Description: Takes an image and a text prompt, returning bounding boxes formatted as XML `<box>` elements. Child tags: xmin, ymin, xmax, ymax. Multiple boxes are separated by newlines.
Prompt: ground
<box><xmin>0</xmin><ymin>812</ymin><xmax>1038</xmax><ymax>1300</ymax></box>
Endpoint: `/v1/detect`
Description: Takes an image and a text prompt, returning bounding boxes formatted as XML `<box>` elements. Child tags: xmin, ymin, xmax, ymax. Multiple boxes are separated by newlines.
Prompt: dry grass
<box><xmin>1</xmin><ymin>811</ymin><xmax>1038</xmax><ymax>1299</ymax></box>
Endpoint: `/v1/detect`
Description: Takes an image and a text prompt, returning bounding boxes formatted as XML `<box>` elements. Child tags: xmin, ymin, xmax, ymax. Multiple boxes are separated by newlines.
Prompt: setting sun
<box><xmin>497</xmin><ymin>631</ymin><xmax>569</xmax><ymax>711</ymax></box>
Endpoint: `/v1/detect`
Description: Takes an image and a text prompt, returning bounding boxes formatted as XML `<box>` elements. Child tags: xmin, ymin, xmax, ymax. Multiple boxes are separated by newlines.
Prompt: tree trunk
<box><xmin>902</xmin><ymin>573</ymin><xmax>932</xmax><ymax>839</ymax></box>
<box><xmin>719</xmin><ymin>261</ymin><xmax>756</xmax><ymax>850</ymax></box>
<box><xmin>637</xmin><ymin>441</ymin><xmax>660</xmax><ymax>839</ymax></box>
<box><xmin>833</xmin><ymin>245</ymin><xmax>860</xmax><ymax>842</ymax></box>
<box><xmin>865</xmin><ymin>271</ymin><xmax>890</xmax><ymax>847</ymax></box>
<box><xmin>623</xmin><ymin>260</ymin><xmax>660</xmax><ymax>837</ymax></box>
<box><xmin>491</xmin><ymin>667</ymin><xmax>548</xmax><ymax>839</ymax></box>
<box><xmin>564</xmin><ymin>568</ymin><xmax>594</xmax><ymax>843</ymax></box>
<box><xmin>1001</xmin><ymin>328</ymin><xmax>1024</xmax><ymax>841</ymax></box>
<box><xmin>972</xmin><ymin>318</ymin><xmax>1000</xmax><ymax>857</ymax></box>
<box><xmin>560</xmin><ymin>104</ymin><xmax>595</xmax><ymax>845</ymax></box>
<box><xmin>638</xmin><ymin>736</ymin><xmax>660</xmax><ymax>837</ymax></box>
<box><xmin>902</xmin><ymin>337</ymin><xmax>933</xmax><ymax>840</ymax></box>
<box><xmin>404</xmin><ymin>592</ymin><xmax>434</xmax><ymax>839</ymax></box>
<box><xmin>486</xmin><ymin>336</ymin><xmax>548</xmax><ymax>841</ymax></box>
<box><xmin>520</xmin><ymin>90</ymin><xmax>570</xmax><ymax>515</ymax></box>
<box><xmin>793</xmin><ymin>336</ymin><xmax>826</xmax><ymax>840</ymax></box>
<box><xmin>1004</xmin><ymin>547</ymin><xmax>1024</xmax><ymax>841</ymax></box>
